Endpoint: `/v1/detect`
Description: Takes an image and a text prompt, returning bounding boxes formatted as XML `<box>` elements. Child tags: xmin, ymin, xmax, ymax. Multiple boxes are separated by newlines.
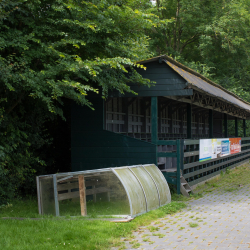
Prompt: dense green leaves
<box><xmin>2</xmin><ymin>0</ymin><xmax>250</xmax><ymax>203</ymax></box>
<box><xmin>0</xmin><ymin>0</ymin><xmax>155</xmax><ymax>202</ymax></box>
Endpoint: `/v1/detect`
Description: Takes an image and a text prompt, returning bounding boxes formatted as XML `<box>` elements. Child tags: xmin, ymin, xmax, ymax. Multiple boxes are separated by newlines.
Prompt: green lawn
<box><xmin>3</xmin><ymin>163</ymin><xmax>249</xmax><ymax>250</ymax></box>
<box><xmin>0</xmin><ymin>198</ymin><xmax>186</xmax><ymax>250</ymax></box>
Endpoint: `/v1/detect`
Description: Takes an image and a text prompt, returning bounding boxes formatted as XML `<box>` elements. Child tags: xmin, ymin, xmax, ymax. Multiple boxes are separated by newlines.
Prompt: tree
<box><xmin>0</xmin><ymin>0</ymin><xmax>155</xmax><ymax>203</ymax></box>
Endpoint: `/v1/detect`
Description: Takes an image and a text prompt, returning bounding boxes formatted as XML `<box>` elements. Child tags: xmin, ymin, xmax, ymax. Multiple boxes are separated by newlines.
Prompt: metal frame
<box><xmin>53</xmin><ymin>174</ymin><xmax>60</xmax><ymax>216</ymax></box>
<box><xmin>36</xmin><ymin>176</ymin><xmax>42</xmax><ymax>215</ymax></box>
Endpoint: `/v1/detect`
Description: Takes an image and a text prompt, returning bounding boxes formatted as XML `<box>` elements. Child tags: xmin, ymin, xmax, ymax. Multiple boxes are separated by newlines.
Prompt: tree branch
<box><xmin>180</xmin><ymin>33</ymin><xmax>199</xmax><ymax>53</ymax></box>
<box><xmin>6</xmin><ymin>92</ymin><xmax>25</xmax><ymax>114</ymax></box>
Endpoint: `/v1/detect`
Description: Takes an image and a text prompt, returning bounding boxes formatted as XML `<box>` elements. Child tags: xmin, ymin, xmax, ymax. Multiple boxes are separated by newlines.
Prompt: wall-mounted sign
<box><xmin>230</xmin><ymin>138</ymin><xmax>241</xmax><ymax>154</ymax></box>
<box><xmin>199</xmin><ymin>138</ymin><xmax>241</xmax><ymax>162</ymax></box>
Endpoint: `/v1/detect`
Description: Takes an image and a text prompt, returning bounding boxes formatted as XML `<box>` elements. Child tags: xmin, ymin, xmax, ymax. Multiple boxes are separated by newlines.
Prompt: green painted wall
<box><xmin>109</xmin><ymin>61</ymin><xmax>192</xmax><ymax>97</ymax></box>
<box><xmin>71</xmin><ymin>98</ymin><xmax>156</xmax><ymax>172</ymax></box>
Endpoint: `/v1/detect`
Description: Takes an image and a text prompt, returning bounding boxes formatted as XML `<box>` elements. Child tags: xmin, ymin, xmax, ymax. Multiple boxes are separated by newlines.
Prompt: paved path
<box><xmin>122</xmin><ymin>185</ymin><xmax>250</xmax><ymax>249</ymax></box>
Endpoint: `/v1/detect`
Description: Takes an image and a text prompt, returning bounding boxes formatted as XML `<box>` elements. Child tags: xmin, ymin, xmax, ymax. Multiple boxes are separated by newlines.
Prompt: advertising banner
<box><xmin>199</xmin><ymin>138</ymin><xmax>241</xmax><ymax>162</ymax></box>
<box><xmin>199</xmin><ymin>139</ymin><xmax>212</xmax><ymax>162</ymax></box>
<box><xmin>220</xmin><ymin>139</ymin><xmax>230</xmax><ymax>156</ymax></box>
<box><xmin>229</xmin><ymin>138</ymin><xmax>241</xmax><ymax>154</ymax></box>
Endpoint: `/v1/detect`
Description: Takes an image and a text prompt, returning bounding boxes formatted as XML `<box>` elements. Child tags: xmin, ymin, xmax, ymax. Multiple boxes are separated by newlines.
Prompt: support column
<box><xmin>151</xmin><ymin>97</ymin><xmax>158</xmax><ymax>144</ymax></box>
<box><xmin>243</xmin><ymin>119</ymin><xmax>246</xmax><ymax>137</ymax></box>
<box><xmin>168</xmin><ymin>105</ymin><xmax>173</xmax><ymax>134</ymax></box>
<box><xmin>151</xmin><ymin>97</ymin><xmax>158</xmax><ymax>166</ymax></box>
<box><xmin>235</xmin><ymin>117</ymin><xmax>238</xmax><ymax>137</ymax></box>
<box><xmin>209</xmin><ymin>109</ymin><xmax>213</xmax><ymax>138</ymax></box>
<box><xmin>187</xmin><ymin>104</ymin><xmax>192</xmax><ymax>139</ymax></box>
<box><xmin>224</xmin><ymin>113</ymin><xmax>228</xmax><ymax>138</ymax></box>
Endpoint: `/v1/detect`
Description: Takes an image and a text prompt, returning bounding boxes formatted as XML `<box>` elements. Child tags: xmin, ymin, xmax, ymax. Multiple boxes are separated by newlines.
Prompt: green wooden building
<box><xmin>71</xmin><ymin>55</ymin><xmax>250</xmax><ymax>193</ymax></box>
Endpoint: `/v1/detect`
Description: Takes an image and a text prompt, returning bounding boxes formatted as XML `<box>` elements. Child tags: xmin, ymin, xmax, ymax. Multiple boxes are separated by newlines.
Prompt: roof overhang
<box><xmin>136</xmin><ymin>55</ymin><xmax>250</xmax><ymax>119</ymax></box>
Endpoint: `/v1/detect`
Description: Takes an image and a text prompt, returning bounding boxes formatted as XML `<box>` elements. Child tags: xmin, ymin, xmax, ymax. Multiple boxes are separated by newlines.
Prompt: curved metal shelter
<box><xmin>36</xmin><ymin>164</ymin><xmax>171</xmax><ymax>218</ymax></box>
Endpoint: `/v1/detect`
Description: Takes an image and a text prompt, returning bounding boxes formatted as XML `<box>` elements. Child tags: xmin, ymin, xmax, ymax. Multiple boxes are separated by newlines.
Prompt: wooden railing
<box><xmin>183</xmin><ymin>137</ymin><xmax>250</xmax><ymax>187</ymax></box>
<box><xmin>157</xmin><ymin>140</ymin><xmax>183</xmax><ymax>194</ymax></box>
<box><xmin>158</xmin><ymin>137</ymin><xmax>250</xmax><ymax>192</ymax></box>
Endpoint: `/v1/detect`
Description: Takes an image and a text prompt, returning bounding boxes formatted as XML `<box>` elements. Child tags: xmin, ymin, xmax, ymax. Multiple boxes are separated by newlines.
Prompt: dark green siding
<box><xmin>71</xmin><ymin>96</ymin><xmax>104</xmax><ymax>132</ymax></box>
<box><xmin>109</xmin><ymin>61</ymin><xmax>191</xmax><ymax>97</ymax></box>
<box><xmin>71</xmin><ymin>130</ymin><xmax>156</xmax><ymax>171</ymax></box>
<box><xmin>71</xmin><ymin>98</ymin><xmax>156</xmax><ymax>172</ymax></box>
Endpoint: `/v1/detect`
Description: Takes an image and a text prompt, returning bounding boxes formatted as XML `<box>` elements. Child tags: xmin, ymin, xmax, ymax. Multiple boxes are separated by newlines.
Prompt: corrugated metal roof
<box><xmin>137</xmin><ymin>55</ymin><xmax>250</xmax><ymax>113</ymax></box>
<box><xmin>165</xmin><ymin>60</ymin><xmax>250</xmax><ymax>112</ymax></box>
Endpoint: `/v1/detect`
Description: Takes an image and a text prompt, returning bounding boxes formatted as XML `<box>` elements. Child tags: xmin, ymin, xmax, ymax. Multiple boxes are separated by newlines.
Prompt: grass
<box><xmin>0</xmin><ymin>199</ymin><xmax>186</xmax><ymax>250</ymax></box>
<box><xmin>59</xmin><ymin>200</ymin><xmax>130</xmax><ymax>217</ymax></box>
<box><xmin>2</xmin><ymin>164</ymin><xmax>250</xmax><ymax>249</ymax></box>
<box><xmin>194</xmin><ymin>163</ymin><xmax>250</xmax><ymax>194</ymax></box>
<box><xmin>189</xmin><ymin>222</ymin><xmax>199</xmax><ymax>228</ymax></box>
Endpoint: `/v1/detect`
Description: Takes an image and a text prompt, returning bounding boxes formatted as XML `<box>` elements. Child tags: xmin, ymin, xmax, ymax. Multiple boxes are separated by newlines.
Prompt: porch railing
<box><xmin>157</xmin><ymin>137</ymin><xmax>250</xmax><ymax>194</ymax></box>
<box><xmin>157</xmin><ymin>139</ymin><xmax>183</xmax><ymax>194</ymax></box>
<box><xmin>183</xmin><ymin>137</ymin><xmax>250</xmax><ymax>187</ymax></box>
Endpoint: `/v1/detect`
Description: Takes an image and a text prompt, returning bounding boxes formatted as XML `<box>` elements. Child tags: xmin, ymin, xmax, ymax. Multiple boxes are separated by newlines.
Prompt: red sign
<box><xmin>229</xmin><ymin>138</ymin><xmax>241</xmax><ymax>154</ymax></box>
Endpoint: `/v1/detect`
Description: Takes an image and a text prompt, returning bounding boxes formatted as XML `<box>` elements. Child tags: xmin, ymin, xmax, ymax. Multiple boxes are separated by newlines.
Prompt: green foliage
<box><xmin>2</xmin><ymin>0</ymin><xmax>250</xmax><ymax>204</ymax></box>
<box><xmin>189</xmin><ymin>222</ymin><xmax>199</xmax><ymax>228</ymax></box>
<box><xmin>133</xmin><ymin>0</ymin><xmax>250</xmax><ymax>102</ymax></box>
<box><xmin>0</xmin><ymin>0</ymin><xmax>155</xmax><ymax>203</ymax></box>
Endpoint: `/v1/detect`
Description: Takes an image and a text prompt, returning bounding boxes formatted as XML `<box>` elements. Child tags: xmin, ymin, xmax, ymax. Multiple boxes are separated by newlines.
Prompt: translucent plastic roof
<box><xmin>36</xmin><ymin>164</ymin><xmax>171</xmax><ymax>218</ymax></box>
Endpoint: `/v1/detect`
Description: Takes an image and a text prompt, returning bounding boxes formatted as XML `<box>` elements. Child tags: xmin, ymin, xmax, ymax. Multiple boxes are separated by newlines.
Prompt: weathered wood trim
<box><xmin>78</xmin><ymin>175</ymin><xmax>87</xmax><ymax>216</ymax></box>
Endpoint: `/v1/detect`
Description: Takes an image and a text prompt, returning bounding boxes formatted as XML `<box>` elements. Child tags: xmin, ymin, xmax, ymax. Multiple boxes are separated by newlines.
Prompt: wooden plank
<box><xmin>58</xmin><ymin>191</ymin><xmax>80</xmax><ymax>201</ymax></box>
<box><xmin>57</xmin><ymin>187</ymin><xmax>112</xmax><ymax>201</ymax></box>
<box><xmin>117</xmin><ymin>89</ymin><xmax>193</xmax><ymax>97</ymax></box>
<box><xmin>132</xmin><ymin>73</ymin><xmax>185</xmax><ymax>80</ymax></box>
<box><xmin>187</xmin><ymin>158</ymin><xmax>250</xmax><ymax>186</ymax></box>
<box><xmin>57</xmin><ymin>176</ymin><xmax>74</xmax><ymax>183</ymax></box>
<box><xmin>57</xmin><ymin>180</ymin><xmax>107</xmax><ymax>192</ymax></box>
<box><xmin>183</xmin><ymin>153</ymin><xmax>250</xmax><ymax>178</ymax></box>
<box><xmin>57</xmin><ymin>182</ymin><xmax>79</xmax><ymax>192</ymax></box>
<box><xmin>78</xmin><ymin>175</ymin><xmax>87</xmax><ymax>216</ymax></box>
<box><xmin>157</xmin><ymin>140</ymin><xmax>177</xmax><ymax>145</ymax></box>
<box><xmin>128</xmin><ymin>83</ymin><xmax>186</xmax><ymax>91</ymax></box>
<box><xmin>184</xmin><ymin>151</ymin><xmax>199</xmax><ymax>157</ymax></box>
<box><xmin>184</xmin><ymin>148</ymin><xmax>250</xmax><ymax>169</ymax></box>
<box><xmin>242</xmin><ymin>137</ymin><xmax>250</xmax><ymax>141</ymax></box>
<box><xmin>86</xmin><ymin>187</ymin><xmax>111</xmax><ymax>196</ymax></box>
<box><xmin>184</xmin><ymin>139</ymin><xmax>199</xmax><ymax>145</ymax></box>
<box><xmin>157</xmin><ymin>152</ymin><xmax>177</xmax><ymax>157</ymax></box>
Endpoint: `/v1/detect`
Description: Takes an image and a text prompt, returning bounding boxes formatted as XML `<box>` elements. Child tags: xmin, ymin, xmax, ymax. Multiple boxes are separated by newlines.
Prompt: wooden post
<box><xmin>235</xmin><ymin>117</ymin><xmax>238</xmax><ymax>137</ymax></box>
<box><xmin>224</xmin><ymin>113</ymin><xmax>228</xmax><ymax>138</ymax></box>
<box><xmin>187</xmin><ymin>104</ymin><xmax>192</xmax><ymax>139</ymax></box>
<box><xmin>243</xmin><ymin>119</ymin><xmax>246</xmax><ymax>137</ymax></box>
<box><xmin>151</xmin><ymin>97</ymin><xmax>158</xmax><ymax>145</ymax></box>
<box><xmin>78</xmin><ymin>175</ymin><xmax>87</xmax><ymax>216</ymax></box>
<box><xmin>168</xmin><ymin>105</ymin><xmax>173</xmax><ymax>134</ymax></box>
<box><xmin>158</xmin><ymin>100</ymin><xmax>162</xmax><ymax>138</ymax></box>
<box><xmin>209</xmin><ymin>109</ymin><xmax>213</xmax><ymax>138</ymax></box>
<box><xmin>151</xmin><ymin>97</ymin><xmax>158</xmax><ymax>165</ymax></box>
<box><xmin>176</xmin><ymin>139</ymin><xmax>184</xmax><ymax>195</ymax></box>
<box><xmin>123</xmin><ymin>98</ymin><xmax>129</xmax><ymax>134</ymax></box>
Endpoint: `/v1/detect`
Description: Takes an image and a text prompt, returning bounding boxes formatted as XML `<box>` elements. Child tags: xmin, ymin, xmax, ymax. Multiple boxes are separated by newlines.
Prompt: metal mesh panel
<box><xmin>143</xmin><ymin>164</ymin><xmax>171</xmax><ymax>206</ymax></box>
